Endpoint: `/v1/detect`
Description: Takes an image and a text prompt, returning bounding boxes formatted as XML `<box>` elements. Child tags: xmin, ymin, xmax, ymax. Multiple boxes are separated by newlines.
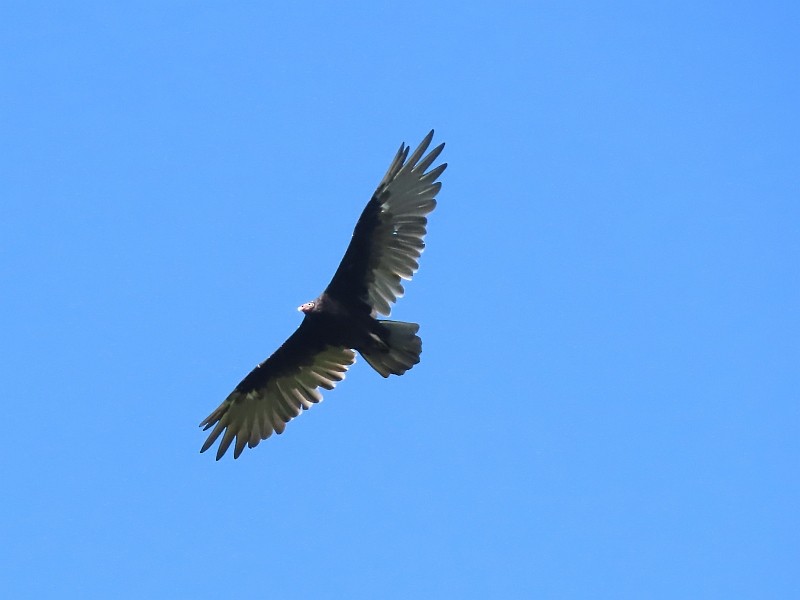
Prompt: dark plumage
<box><xmin>200</xmin><ymin>131</ymin><xmax>446</xmax><ymax>459</ymax></box>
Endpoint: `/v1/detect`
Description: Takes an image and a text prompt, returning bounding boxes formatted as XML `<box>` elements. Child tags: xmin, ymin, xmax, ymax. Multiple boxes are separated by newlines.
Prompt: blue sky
<box><xmin>2</xmin><ymin>2</ymin><xmax>798</xmax><ymax>598</ymax></box>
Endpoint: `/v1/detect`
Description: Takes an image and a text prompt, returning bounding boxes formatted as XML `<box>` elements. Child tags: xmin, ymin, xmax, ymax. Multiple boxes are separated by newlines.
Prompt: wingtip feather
<box><xmin>405</xmin><ymin>130</ymin><xmax>435</xmax><ymax>169</ymax></box>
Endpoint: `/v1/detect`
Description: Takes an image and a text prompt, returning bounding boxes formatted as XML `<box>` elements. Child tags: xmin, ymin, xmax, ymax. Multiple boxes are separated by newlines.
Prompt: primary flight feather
<box><xmin>200</xmin><ymin>131</ymin><xmax>447</xmax><ymax>459</ymax></box>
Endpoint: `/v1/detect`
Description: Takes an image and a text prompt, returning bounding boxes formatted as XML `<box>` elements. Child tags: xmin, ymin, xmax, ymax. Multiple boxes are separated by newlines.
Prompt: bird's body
<box><xmin>200</xmin><ymin>131</ymin><xmax>446</xmax><ymax>459</ymax></box>
<box><xmin>298</xmin><ymin>293</ymin><xmax>396</xmax><ymax>366</ymax></box>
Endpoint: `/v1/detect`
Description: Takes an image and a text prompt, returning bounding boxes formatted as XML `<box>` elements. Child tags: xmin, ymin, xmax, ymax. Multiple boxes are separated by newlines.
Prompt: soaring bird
<box><xmin>200</xmin><ymin>131</ymin><xmax>446</xmax><ymax>460</ymax></box>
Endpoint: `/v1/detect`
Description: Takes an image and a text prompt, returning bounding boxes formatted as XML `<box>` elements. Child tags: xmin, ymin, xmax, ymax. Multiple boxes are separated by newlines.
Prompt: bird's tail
<box><xmin>361</xmin><ymin>320</ymin><xmax>422</xmax><ymax>378</ymax></box>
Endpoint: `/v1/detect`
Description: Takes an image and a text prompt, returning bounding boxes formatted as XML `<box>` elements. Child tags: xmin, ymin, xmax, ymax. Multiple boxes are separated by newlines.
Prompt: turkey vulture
<box><xmin>200</xmin><ymin>131</ymin><xmax>446</xmax><ymax>459</ymax></box>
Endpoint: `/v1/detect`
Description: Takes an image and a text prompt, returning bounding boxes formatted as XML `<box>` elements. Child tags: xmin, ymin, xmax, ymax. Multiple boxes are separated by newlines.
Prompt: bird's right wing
<box><xmin>325</xmin><ymin>130</ymin><xmax>446</xmax><ymax>316</ymax></box>
<box><xmin>200</xmin><ymin>320</ymin><xmax>356</xmax><ymax>460</ymax></box>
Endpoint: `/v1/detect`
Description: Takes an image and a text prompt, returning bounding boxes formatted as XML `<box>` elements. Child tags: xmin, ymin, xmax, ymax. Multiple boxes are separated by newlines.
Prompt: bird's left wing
<box><xmin>200</xmin><ymin>321</ymin><xmax>356</xmax><ymax>460</ymax></box>
<box><xmin>325</xmin><ymin>130</ymin><xmax>446</xmax><ymax>316</ymax></box>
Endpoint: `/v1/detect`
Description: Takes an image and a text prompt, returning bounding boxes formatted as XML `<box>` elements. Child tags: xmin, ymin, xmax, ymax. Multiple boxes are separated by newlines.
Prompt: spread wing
<box><xmin>324</xmin><ymin>130</ymin><xmax>447</xmax><ymax>316</ymax></box>
<box><xmin>200</xmin><ymin>319</ymin><xmax>356</xmax><ymax>460</ymax></box>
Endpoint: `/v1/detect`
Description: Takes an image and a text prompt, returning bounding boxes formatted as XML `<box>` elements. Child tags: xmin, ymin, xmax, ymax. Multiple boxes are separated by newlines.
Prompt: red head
<box><xmin>297</xmin><ymin>301</ymin><xmax>316</xmax><ymax>314</ymax></box>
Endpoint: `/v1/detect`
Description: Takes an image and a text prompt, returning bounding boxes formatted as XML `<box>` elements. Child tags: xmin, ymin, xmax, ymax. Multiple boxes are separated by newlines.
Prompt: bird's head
<box><xmin>297</xmin><ymin>300</ymin><xmax>316</xmax><ymax>314</ymax></box>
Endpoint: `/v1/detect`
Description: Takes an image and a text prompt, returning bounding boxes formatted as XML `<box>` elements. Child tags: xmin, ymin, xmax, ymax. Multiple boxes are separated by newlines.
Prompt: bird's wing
<box><xmin>325</xmin><ymin>130</ymin><xmax>447</xmax><ymax>316</ymax></box>
<box><xmin>200</xmin><ymin>319</ymin><xmax>356</xmax><ymax>460</ymax></box>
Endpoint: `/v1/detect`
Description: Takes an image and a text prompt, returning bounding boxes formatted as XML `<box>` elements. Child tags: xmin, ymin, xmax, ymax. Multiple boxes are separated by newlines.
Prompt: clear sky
<box><xmin>2</xmin><ymin>2</ymin><xmax>798</xmax><ymax>598</ymax></box>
